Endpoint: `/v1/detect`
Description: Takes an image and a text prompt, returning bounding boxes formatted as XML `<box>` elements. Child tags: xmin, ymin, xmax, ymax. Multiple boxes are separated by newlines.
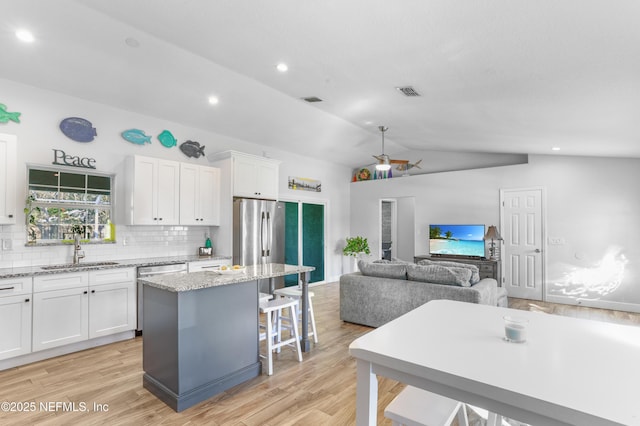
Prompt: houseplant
<box><xmin>343</xmin><ymin>236</ymin><xmax>371</xmax><ymax>257</ymax></box>
<box><xmin>24</xmin><ymin>195</ymin><xmax>41</xmax><ymax>244</ymax></box>
<box><xmin>343</xmin><ymin>236</ymin><xmax>371</xmax><ymax>273</ymax></box>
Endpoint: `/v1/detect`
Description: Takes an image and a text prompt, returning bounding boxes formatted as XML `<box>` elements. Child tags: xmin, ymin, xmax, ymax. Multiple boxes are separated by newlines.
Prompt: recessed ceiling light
<box><xmin>276</xmin><ymin>63</ymin><xmax>289</xmax><ymax>72</ymax></box>
<box><xmin>15</xmin><ymin>29</ymin><xmax>35</xmax><ymax>43</ymax></box>
<box><xmin>208</xmin><ymin>96</ymin><xmax>219</xmax><ymax>105</ymax></box>
<box><xmin>552</xmin><ymin>147</ymin><xmax>561</xmax><ymax>151</ymax></box>
<box><xmin>125</xmin><ymin>37</ymin><xmax>140</xmax><ymax>48</ymax></box>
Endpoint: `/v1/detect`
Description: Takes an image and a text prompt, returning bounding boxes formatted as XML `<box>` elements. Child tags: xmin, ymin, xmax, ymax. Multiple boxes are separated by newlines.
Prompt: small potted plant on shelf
<box><xmin>343</xmin><ymin>236</ymin><xmax>371</xmax><ymax>272</ymax></box>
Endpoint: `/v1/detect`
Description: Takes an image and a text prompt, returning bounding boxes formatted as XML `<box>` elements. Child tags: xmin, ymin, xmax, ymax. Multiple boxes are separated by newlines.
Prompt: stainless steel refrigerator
<box><xmin>233</xmin><ymin>198</ymin><xmax>285</xmax><ymax>292</ymax></box>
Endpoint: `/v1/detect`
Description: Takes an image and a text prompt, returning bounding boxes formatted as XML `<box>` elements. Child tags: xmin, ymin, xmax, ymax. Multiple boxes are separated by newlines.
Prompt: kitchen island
<box><xmin>139</xmin><ymin>263</ymin><xmax>314</xmax><ymax>412</ymax></box>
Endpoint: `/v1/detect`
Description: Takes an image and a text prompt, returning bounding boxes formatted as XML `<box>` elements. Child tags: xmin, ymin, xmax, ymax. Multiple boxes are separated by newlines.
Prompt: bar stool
<box><xmin>273</xmin><ymin>286</ymin><xmax>318</xmax><ymax>343</ymax></box>
<box><xmin>259</xmin><ymin>297</ymin><xmax>302</xmax><ymax>376</ymax></box>
<box><xmin>384</xmin><ymin>386</ymin><xmax>469</xmax><ymax>426</ymax></box>
<box><xmin>259</xmin><ymin>292</ymin><xmax>273</xmax><ymax>304</ymax></box>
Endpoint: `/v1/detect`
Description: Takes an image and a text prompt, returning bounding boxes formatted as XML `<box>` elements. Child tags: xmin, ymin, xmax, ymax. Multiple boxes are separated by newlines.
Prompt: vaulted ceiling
<box><xmin>2</xmin><ymin>0</ymin><xmax>639</xmax><ymax>167</ymax></box>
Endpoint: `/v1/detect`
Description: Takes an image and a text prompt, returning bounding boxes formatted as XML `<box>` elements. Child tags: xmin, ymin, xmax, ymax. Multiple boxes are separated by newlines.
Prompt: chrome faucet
<box><xmin>73</xmin><ymin>234</ymin><xmax>85</xmax><ymax>265</ymax></box>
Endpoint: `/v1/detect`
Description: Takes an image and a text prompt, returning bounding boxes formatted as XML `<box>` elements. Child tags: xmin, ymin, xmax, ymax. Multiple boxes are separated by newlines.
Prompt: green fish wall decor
<box><xmin>157</xmin><ymin>130</ymin><xmax>177</xmax><ymax>148</ymax></box>
<box><xmin>0</xmin><ymin>103</ymin><xmax>21</xmax><ymax>124</ymax></box>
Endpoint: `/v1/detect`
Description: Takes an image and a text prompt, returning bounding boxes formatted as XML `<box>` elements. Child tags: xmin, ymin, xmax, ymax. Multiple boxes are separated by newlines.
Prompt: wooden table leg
<box><xmin>355</xmin><ymin>359</ymin><xmax>378</xmax><ymax>426</ymax></box>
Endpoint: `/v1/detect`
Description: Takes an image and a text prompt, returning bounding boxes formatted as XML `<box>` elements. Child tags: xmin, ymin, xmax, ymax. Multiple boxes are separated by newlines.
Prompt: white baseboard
<box><xmin>0</xmin><ymin>331</ymin><xmax>135</xmax><ymax>371</ymax></box>
<box><xmin>545</xmin><ymin>295</ymin><xmax>640</xmax><ymax>313</ymax></box>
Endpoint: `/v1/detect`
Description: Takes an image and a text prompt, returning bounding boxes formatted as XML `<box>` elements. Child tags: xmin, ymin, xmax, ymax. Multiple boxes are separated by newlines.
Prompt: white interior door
<box><xmin>500</xmin><ymin>188</ymin><xmax>545</xmax><ymax>300</ymax></box>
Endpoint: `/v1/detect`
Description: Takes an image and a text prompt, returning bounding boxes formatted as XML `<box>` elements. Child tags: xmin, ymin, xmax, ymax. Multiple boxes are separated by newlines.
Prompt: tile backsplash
<box><xmin>0</xmin><ymin>224</ymin><xmax>216</xmax><ymax>268</ymax></box>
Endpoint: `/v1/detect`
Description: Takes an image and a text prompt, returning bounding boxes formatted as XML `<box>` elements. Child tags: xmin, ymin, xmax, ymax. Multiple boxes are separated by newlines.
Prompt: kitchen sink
<box><xmin>40</xmin><ymin>261</ymin><xmax>120</xmax><ymax>270</ymax></box>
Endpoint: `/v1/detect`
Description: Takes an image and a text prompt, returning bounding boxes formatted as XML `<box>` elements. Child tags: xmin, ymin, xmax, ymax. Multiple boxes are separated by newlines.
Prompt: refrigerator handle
<box><xmin>261</xmin><ymin>211</ymin><xmax>266</xmax><ymax>257</ymax></box>
<box><xmin>266</xmin><ymin>212</ymin><xmax>271</xmax><ymax>257</ymax></box>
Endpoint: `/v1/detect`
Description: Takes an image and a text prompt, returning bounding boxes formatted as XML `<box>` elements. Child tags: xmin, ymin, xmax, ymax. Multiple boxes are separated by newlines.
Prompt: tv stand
<box><xmin>414</xmin><ymin>255</ymin><xmax>502</xmax><ymax>286</ymax></box>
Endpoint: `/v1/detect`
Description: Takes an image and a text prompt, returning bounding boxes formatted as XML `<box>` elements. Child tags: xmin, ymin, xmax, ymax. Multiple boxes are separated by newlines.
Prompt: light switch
<box><xmin>2</xmin><ymin>239</ymin><xmax>12</xmax><ymax>250</ymax></box>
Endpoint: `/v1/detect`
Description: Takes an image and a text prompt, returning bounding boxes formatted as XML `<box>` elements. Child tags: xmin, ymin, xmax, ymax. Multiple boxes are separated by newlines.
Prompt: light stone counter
<box><xmin>0</xmin><ymin>255</ymin><xmax>231</xmax><ymax>279</ymax></box>
<box><xmin>139</xmin><ymin>263</ymin><xmax>314</xmax><ymax>292</ymax></box>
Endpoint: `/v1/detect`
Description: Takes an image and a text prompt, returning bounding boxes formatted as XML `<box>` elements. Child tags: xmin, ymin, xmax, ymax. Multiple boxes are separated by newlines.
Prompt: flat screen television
<box><xmin>429</xmin><ymin>224</ymin><xmax>485</xmax><ymax>258</ymax></box>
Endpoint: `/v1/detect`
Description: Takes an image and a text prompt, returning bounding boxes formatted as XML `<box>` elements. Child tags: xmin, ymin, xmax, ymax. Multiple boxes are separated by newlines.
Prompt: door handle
<box><xmin>535</xmin><ymin>248</ymin><xmax>541</xmax><ymax>253</ymax></box>
<box><xmin>265</xmin><ymin>212</ymin><xmax>271</xmax><ymax>257</ymax></box>
<box><xmin>260</xmin><ymin>212</ymin><xmax>266</xmax><ymax>256</ymax></box>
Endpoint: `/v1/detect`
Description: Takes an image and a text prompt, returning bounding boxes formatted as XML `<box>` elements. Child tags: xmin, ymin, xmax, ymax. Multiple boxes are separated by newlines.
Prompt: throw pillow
<box><xmin>417</xmin><ymin>259</ymin><xmax>480</xmax><ymax>284</ymax></box>
<box><xmin>407</xmin><ymin>264</ymin><xmax>472</xmax><ymax>287</ymax></box>
<box><xmin>358</xmin><ymin>260</ymin><xmax>408</xmax><ymax>280</ymax></box>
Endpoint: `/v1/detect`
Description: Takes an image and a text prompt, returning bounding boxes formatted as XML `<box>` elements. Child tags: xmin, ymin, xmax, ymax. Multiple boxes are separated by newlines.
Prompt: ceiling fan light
<box><xmin>375</xmin><ymin>155</ymin><xmax>391</xmax><ymax>171</ymax></box>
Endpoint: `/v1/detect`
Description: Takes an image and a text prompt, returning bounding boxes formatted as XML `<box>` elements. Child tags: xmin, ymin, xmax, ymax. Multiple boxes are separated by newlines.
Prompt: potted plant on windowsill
<box><xmin>24</xmin><ymin>195</ymin><xmax>40</xmax><ymax>245</ymax></box>
<box><xmin>343</xmin><ymin>236</ymin><xmax>371</xmax><ymax>272</ymax></box>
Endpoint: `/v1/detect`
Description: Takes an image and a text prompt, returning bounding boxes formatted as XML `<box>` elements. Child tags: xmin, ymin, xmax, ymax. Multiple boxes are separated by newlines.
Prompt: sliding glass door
<box><xmin>284</xmin><ymin>201</ymin><xmax>325</xmax><ymax>285</ymax></box>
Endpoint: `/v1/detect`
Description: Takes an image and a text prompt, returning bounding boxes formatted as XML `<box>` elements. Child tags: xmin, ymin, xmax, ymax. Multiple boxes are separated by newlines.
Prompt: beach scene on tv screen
<box><xmin>429</xmin><ymin>224</ymin><xmax>485</xmax><ymax>257</ymax></box>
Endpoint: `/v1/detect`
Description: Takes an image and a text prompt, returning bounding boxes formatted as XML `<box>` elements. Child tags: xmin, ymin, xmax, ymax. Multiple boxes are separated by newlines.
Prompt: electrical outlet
<box><xmin>2</xmin><ymin>239</ymin><xmax>12</xmax><ymax>250</ymax></box>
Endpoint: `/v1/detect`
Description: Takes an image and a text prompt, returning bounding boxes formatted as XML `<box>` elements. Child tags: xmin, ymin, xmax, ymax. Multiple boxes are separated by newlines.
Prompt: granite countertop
<box><xmin>0</xmin><ymin>255</ymin><xmax>232</xmax><ymax>279</ymax></box>
<box><xmin>139</xmin><ymin>263</ymin><xmax>315</xmax><ymax>292</ymax></box>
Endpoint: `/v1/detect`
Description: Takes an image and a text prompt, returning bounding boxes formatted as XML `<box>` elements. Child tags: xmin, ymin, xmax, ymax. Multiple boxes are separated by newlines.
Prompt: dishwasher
<box><xmin>137</xmin><ymin>263</ymin><xmax>187</xmax><ymax>334</ymax></box>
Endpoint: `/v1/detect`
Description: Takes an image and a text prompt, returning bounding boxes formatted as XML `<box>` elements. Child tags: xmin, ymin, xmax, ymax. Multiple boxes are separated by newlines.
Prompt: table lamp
<box><xmin>484</xmin><ymin>225</ymin><xmax>503</xmax><ymax>260</ymax></box>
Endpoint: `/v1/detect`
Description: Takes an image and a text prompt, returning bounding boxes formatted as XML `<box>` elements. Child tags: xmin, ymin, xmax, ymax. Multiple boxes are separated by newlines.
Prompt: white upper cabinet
<box><xmin>210</xmin><ymin>151</ymin><xmax>280</xmax><ymax>200</ymax></box>
<box><xmin>0</xmin><ymin>134</ymin><xmax>17</xmax><ymax>224</ymax></box>
<box><xmin>180</xmin><ymin>163</ymin><xmax>221</xmax><ymax>226</ymax></box>
<box><xmin>124</xmin><ymin>155</ymin><xmax>180</xmax><ymax>225</ymax></box>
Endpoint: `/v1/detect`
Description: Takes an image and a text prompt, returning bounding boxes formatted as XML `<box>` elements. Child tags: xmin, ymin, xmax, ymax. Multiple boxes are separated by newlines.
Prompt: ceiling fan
<box><xmin>372</xmin><ymin>126</ymin><xmax>422</xmax><ymax>173</ymax></box>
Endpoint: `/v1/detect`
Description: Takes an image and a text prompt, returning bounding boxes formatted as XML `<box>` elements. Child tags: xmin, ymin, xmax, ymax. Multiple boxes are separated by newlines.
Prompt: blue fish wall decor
<box><xmin>59</xmin><ymin>117</ymin><xmax>97</xmax><ymax>142</ymax></box>
<box><xmin>121</xmin><ymin>129</ymin><xmax>152</xmax><ymax>145</ymax></box>
<box><xmin>179</xmin><ymin>140</ymin><xmax>206</xmax><ymax>158</ymax></box>
<box><xmin>0</xmin><ymin>103</ymin><xmax>21</xmax><ymax>124</ymax></box>
<box><xmin>157</xmin><ymin>130</ymin><xmax>177</xmax><ymax>148</ymax></box>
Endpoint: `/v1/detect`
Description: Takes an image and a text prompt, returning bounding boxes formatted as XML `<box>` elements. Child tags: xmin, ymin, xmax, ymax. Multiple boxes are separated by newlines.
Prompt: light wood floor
<box><xmin>1</xmin><ymin>282</ymin><xmax>639</xmax><ymax>426</ymax></box>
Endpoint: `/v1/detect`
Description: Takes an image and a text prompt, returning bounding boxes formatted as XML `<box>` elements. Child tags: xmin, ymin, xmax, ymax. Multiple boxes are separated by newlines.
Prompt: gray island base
<box><xmin>139</xmin><ymin>263</ymin><xmax>314</xmax><ymax>412</ymax></box>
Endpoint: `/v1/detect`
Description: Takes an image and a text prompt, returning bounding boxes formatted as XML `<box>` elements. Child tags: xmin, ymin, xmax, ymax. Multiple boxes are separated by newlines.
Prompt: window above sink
<box><xmin>26</xmin><ymin>166</ymin><xmax>115</xmax><ymax>245</ymax></box>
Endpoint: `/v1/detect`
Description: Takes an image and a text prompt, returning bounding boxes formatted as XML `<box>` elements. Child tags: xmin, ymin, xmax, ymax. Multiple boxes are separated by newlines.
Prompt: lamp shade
<box><xmin>375</xmin><ymin>154</ymin><xmax>391</xmax><ymax>171</ymax></box>
<box><xmin>484</xmin><ymin>225</ymin><xmax>503</xmax><ymax>240</ymax></box>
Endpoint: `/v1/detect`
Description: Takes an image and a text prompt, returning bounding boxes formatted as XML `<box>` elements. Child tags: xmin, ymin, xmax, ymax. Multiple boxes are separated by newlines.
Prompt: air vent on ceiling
<box><xmin>302</xmin><ymin>96</ymin><xmax>323</xmax><ymax>103</ymax></box>
<box><xmin>395</xmin><ymin>86</ymin><xmax>421</xmax><ymax>97</ymax></box>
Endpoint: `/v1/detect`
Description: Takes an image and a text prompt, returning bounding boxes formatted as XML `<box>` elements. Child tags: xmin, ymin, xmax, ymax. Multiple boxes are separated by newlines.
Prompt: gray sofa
<box><xmin>340</xmin><ymin>260</ymin><xmax>508</xmax><ymax>328</ymax></box>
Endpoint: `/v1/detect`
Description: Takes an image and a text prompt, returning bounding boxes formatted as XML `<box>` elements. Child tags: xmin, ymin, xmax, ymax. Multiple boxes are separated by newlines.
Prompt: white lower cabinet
<box><xmin>31</xmin><ymin>269</ymin><xmax>136</xmax><ymax>353</ymax></box>
<box><xmin>0</xmin><ymin>277</ymin><xmax>33</xmax><ymax>360</ymax></box>
<box><xmin>89</xmin><ymin>269</ymin><xmax>136</xmax><ymax>339</ymax></box>
<box><xmin>32</xmin><ymin>286</ymin><xmax>89</xmax><ymax>352</ymax></box>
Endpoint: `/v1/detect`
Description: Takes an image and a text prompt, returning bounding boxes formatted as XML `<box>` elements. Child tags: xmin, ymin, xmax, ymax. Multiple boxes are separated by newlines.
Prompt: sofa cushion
<box><xmin>373</xmin><ymin>259</ymin><xmax>411</xmax><ymax>265</ymax></box>
<box><xmin>358</xmin><ymin>260</ymin><xmax>408</xmax><ymax>280</ymax></box>
<box><xmin>417</xmin><ymin>259</ymin><xmax>480</xmax><ymax>284</ymax></box>
<box><xmin>407</xmin><ymin>264</ymin><xmax>472</xmax><ymax>287</ymax></box>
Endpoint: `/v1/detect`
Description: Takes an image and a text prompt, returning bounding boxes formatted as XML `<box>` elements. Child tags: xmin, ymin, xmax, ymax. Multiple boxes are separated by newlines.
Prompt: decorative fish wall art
<box><xmin>121</xmin><ymin>129</ymin><xmax>152</xmax><ymax>145</ymax></box>
<box><xmin>157</xmin><ymin>130</ymin><xmax>177</xmax><ymax>148</ymax></box>
<box><xmin>59</xmin><ymin>117</ymin><xmax>97</xmax><ymax>142</ymax></box>
<box><xmin>0</xmin><ymin>103</ymin><xmax>21</xmax><ymax>124</ymax></box>
<box><xmin>179</xmin><ymin>140</ymin><xmax>206</xmax><ymax>158</ymax></box>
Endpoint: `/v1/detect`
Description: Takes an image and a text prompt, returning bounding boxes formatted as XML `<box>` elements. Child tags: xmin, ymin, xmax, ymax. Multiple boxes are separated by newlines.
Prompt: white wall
<box><xmin>396</xmin><ymin>197</ymin><xmax>415</xmax><ymax>262</ymax></box>
<box><xmin>0</xmin><ymin>78</ymin><xmax>352</xmax><ymax>278</ymax></box>
<box><xmin>350</xmin><ymin>155</ymin><xmax>640</xmax><ymax>311</ymax></box>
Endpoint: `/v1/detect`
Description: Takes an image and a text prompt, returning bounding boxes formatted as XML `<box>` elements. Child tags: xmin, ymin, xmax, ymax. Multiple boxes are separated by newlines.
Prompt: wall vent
<box><xmin>395</xmin><ymin>86</ymin><xmax>421</xmax><ymax>97</ymax></box>
<box><xmin>302</xmin><ymin>96</ymin><xmax>323</xmax><ymax>103</ymax></box>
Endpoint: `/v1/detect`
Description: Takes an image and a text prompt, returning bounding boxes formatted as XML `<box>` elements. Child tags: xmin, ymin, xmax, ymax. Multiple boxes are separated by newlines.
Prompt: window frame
<box><xmin>26</xmin><ymin>164</ymin><xmax>116</xmax><ymax>244</ymax></box>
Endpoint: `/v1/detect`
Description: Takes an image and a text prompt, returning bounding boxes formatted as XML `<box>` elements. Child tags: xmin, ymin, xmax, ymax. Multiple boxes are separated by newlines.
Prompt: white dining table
<box><xmin>349</xmin><ymin>299</ymin><xmax>640</xmax><ymax>426</ymax></box>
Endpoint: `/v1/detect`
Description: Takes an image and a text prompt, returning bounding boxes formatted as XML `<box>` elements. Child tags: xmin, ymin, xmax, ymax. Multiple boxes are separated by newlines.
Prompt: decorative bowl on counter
<box><xmin>215</xmin><ymin>265</ymin><xmax>246</xmax><ymax>275</ymax></box>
